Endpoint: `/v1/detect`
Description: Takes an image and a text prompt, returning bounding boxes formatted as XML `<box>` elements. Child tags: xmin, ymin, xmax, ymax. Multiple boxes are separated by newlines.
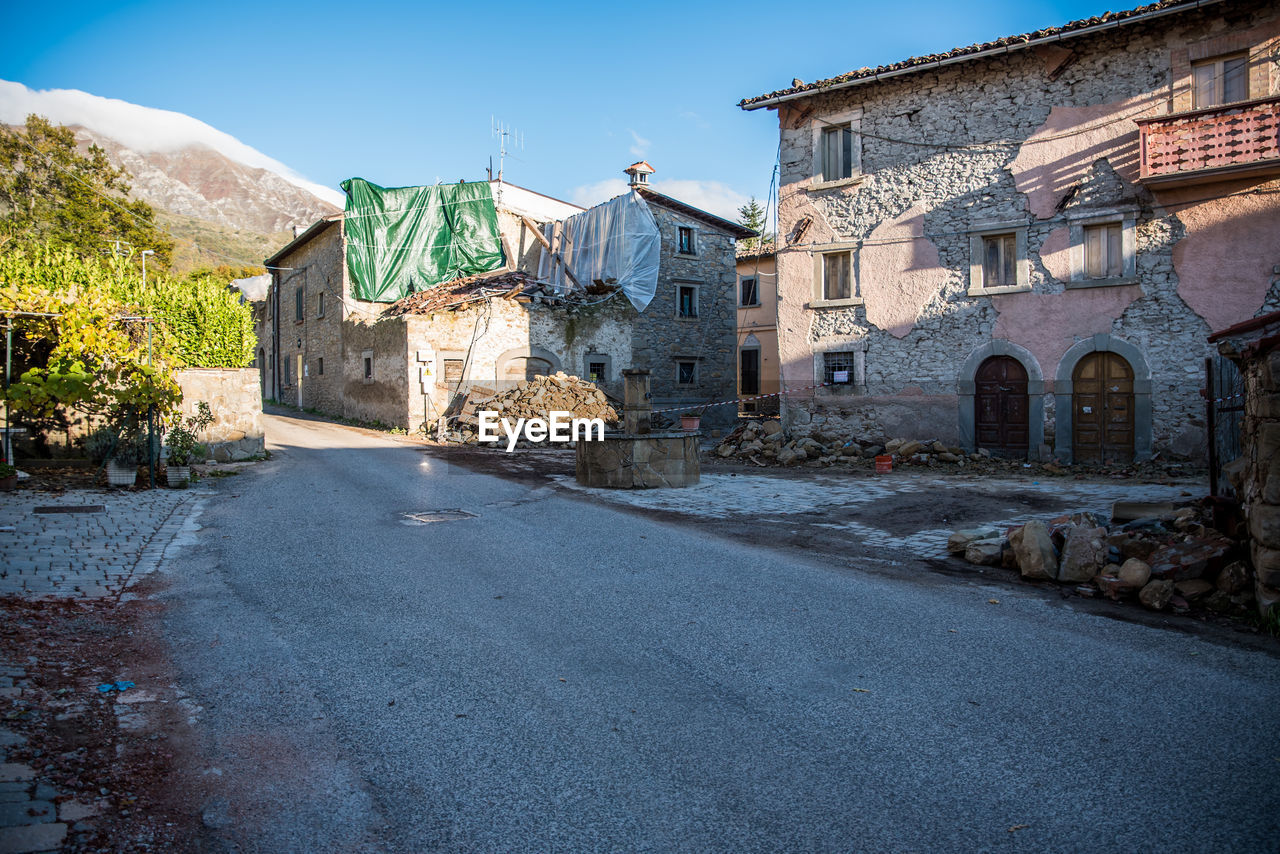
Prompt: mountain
<box><xmin>0</xmin><ymin>81</ymin><xmax>342</xmax><ymax>270</ymax></box>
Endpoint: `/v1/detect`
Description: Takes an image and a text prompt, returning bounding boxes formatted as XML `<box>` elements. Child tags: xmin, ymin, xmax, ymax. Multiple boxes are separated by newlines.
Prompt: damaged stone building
<box><xmin>740</xmin><ymin>0</ymin><xmax>1280</xmax><ymax>463</ymax></box>
<box><xmin>255</xmin><ymin>167</ymin><xmax>751</xmax><ymax>432</ymax></box>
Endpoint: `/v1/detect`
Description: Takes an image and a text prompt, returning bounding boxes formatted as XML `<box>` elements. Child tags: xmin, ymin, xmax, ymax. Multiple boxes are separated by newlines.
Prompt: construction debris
<box><xmin>452</xmin><ymin>372</ymin><xmax>619</xmax><ymax>444</ymax></box>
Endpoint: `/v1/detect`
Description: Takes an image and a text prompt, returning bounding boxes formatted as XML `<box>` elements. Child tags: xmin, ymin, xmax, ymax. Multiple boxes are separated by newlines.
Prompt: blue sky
<box><xmin>3</xmin><ymin>0</ymin><xmax>1122</xmax><ymax>219</ymax></box>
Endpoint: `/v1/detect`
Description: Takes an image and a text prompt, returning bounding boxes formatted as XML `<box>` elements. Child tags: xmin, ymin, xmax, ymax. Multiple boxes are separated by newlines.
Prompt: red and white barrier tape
<box><xmin>651</xmin><ymin>382</ymin><xmax>833</xmax><ymax>414</ymax></box>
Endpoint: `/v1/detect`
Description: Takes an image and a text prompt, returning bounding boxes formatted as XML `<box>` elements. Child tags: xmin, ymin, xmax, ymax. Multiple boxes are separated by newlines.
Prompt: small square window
<box><xmin>823</xmin><ymin>252</ymin><xmax>852</xmax><ymax>301</ymax></box>
<box><xmin>317</xmin><ymin>292</ymin><xmax>325</xmax><ymax>318</ymax></box>
<box><xmin>823</xmin><ymin>351</ymin><xmax>857</xmax><ymax>385</ymax></box>
<box><xmin>677</xmin><ymin>285</ymin><xmax>698</xmax><ymax>318</ymax></box>
<box><xmin>678</xmin><ymin>227</ymin><xmax>695</xmax><ymax>255</ymax></box>
<box><xmin>1084</xmin><ymin>223</ymin><xmax>1123</xmax><ymax>279</ymax></box>
<box><xmin>1192</xmin><ymin>54</ymin><xmax>1248</xmax><ymax>109</ymax></box>
<box><xmin>442</xmin><ymin>358</ymin><xmax>464</xmax><ymax>389</ymax></box>
<box><xmin>821</xmin><ymin>124</ymin><xmax>854</xmax><ymax>182</ymax></box>
<box><xmin>676</xmin><ymin>361</ymin><xmax>697</xmax><ymax>386</ymax></box>
<box><xmin>317</xmin><ymin>357</ymin><xmax>324</xmax><ymax>376</ymax></box>
<box><xmin>982</xmin><ymin>234</ymin><xmax>1018</xmax><ymax>288</ymax></box>
<box><xmin>740</xmin><ymin>276</ymin><xmax>759</xmax><ymax>307</ymax></box>
<box><xmin>588</xmin><ymin>361</ymin><xmax>607</xmax><ymax>382</ymax></box>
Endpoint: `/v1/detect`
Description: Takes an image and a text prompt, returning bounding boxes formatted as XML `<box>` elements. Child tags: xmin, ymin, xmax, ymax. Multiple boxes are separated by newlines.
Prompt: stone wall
<box><xmin>767</xmin><ymin>0</ymin><xmax>1280</xmax><ymax>459</ymax></box>
<box><xmin>174</xmin><ymin>368</ymin><xmax>265</xmax><ymax>461</ymax></box>
<box><xmin>633</xmin><ymin>202</ymin><xmax>739</xmax><ymax>430</ymax></box>
<box><xmin>576</xmin><ymin>432</ymin><xmax>700</xmax><ymax>489</ymax></box>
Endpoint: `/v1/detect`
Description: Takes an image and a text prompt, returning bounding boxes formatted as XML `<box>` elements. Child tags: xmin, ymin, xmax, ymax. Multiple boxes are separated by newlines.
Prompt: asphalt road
<box><xmin>161</xmin><ymin>412</ymin><xmax>1280</xmax><ymax>853</ymax></box>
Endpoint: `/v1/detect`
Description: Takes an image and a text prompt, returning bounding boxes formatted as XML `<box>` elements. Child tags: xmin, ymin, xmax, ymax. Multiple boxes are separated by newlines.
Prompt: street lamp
<box><xmin>141</xmin><ymin>249</ymin><xmax>155</xmax><ymax>288</ymax></box>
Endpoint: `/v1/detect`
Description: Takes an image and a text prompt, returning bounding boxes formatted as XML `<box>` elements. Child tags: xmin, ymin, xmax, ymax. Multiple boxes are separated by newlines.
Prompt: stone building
<box><xmin>739</xmin><ymin>0</ymin><xmax>1280</xmax><ymax>463</ymax></box>
<box><xmin>256</xmin><ymin>171</ymin><xmax>750</xmax><ymax>432</ymax></box>
<box><xmin>736</xmin><ymin>244</ymin><xmax>780</xmax><ymax>414</ymax></box>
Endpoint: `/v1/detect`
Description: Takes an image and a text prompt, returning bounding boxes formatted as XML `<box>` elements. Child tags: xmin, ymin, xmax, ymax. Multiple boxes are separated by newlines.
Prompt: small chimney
<box><xmin>624</xmin><ymin>161</ymin><xmax>655</xmax><ymax>188</ymax></box>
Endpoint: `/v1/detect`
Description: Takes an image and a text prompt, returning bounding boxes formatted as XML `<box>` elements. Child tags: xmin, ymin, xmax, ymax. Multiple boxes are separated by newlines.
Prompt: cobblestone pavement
<box><xmin>0</xmin><ymin>488</ymin><xmax>208</xmax><ymax>852</ymax></box>
<box><xmin>558</xmin><ymin>472</ymin><xmax>1199</xmax><ymax>559</ymax></box>
<box><xmin>0</xmin><ymin>489</ymin><xmax>206</xmax><ymax>600</ymax></box>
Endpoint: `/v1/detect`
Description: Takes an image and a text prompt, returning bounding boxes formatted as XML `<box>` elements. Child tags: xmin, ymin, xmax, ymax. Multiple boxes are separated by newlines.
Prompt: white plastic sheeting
<box><xmin>537</xmin><ymin>191</ymin><xmax>660</xmax><ymax>312</ymax></box>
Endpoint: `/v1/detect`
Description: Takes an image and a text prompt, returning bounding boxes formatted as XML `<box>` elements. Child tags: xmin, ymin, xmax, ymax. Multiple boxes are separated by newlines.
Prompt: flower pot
<box><xmin>874</xmin><ymin>454</ymin><xmax>893</xmax><ymax>474</ymax></box>
<box><xmin>166</xmin><ymin>465</ymin><xmax>191</xmax><ymax>488</ymax></box>
<box><xmin>0</xmin><ymin>475</ymin><xmax>16</xmax><ymax>492</ymax></box>
<box><xmin>680</xmin><ymin>416</ymin><xmax>701</xmax><ymax>432</ymax></box>
<box><xmin>105</xmin><ymin>460</ymin><xmax>137</xmax><ymax>487</ymax></box>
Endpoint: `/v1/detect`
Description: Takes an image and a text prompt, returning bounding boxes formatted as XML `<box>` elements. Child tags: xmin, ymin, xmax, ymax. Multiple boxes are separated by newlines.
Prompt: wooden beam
<box><xmin>521</xmin><ymin>216</ymin><xmax>552</xmax><ymax>250</ymax></box>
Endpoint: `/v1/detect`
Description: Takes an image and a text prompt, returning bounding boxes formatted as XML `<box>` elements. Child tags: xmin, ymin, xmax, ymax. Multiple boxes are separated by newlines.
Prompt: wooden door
<box><xmin>1072</xmin><ymin>352</ymin><xmax>1134</xmax><ymax>464</ymax></box>
<box><xmin>975</xmin><ymin>356</ymin><xmax>1029</xmax><ymax>455</ymax></box>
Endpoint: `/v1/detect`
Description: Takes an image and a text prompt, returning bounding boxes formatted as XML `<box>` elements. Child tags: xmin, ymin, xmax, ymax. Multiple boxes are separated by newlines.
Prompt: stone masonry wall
<box><xmin>632</xmin><ymin>203</ymin><xmax>739</xmax><ymax>430</ymax></box>
<box><xmin>771</xmin><ymin>0</ymin><xmax>1280</xmax><ymax>457</ymax></box>
<box><xmin>174</xmin><ymin>369</ymin><xmax>265</xmax><ymax>461</ymax></box>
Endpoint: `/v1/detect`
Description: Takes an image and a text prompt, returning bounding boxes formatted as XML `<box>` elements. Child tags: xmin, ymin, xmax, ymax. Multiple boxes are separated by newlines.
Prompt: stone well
<box><xmin>575</xmin><ymin>369</ymin><xmax>700</xmax><ymax>489</ymax></box>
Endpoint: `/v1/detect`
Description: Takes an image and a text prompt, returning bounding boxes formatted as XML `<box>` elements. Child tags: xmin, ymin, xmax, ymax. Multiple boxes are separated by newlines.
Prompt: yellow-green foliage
<box><xmin>0</xmin><ymin>243</ymin><xmax>254</xmax><ymax>424</ymax></box>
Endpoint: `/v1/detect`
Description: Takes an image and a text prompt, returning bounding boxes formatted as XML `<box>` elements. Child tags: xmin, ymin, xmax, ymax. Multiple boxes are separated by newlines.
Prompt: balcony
<box><xmin>1137</xmin><ymin>95</ymin><xmax>1280</xmax><ymax>187</ymax></box>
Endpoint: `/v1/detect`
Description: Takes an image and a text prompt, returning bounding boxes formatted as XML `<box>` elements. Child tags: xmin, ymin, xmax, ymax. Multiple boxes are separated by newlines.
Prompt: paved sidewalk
<box><xmin>0</xmin><ymin>489</ymin><xmax>204</xmax><ymax>600</ymax></box>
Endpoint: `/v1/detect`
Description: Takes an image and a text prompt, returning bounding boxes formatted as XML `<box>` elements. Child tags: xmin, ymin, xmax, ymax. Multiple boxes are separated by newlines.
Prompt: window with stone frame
<box><xmin>1065</xmin><ymin>210</ymin><xmax>1136</xmax><ymax>287</ymax></box>
<box><xmin>968</xmin><ymin>225</ymin><xmax>1028</xmax><ymax>294</ymax></box>
<box><xmin>678</xmin><ymin>227</ymin><xmax>696</xmax><ymax>255</ymax></box>
<box><xmin>588</xmin><ymin>361</ymin><xmax>607</xmax><ymax>382</ymax></box>
<box><xmin>822</xmin><ymin>251</ymin><xmax>852</xmax><ymax>301</ymax></box>
<box><xmin>676</xmin><ymin>360</ymin><xmax>697</xmax><ymax>386</ymax></box>
<box><xmin>362</xmin><ymin>349</ymin><xmax>374</xmax><ymax>383</ymax></box>
<box><xmin>983</xmin><ymin>234</ymin><xmax>1018</xmax><ymax>288</ymax></box>
<box><xmin>740</xmin><ymin>276</ymin><xmax>759</xmax><ymax>307</ymax></box>
<box><xmin>1192</xmin><ymin>53</ymin><xmax>1248</xmax><ymax>109</ymax></box>
<box><xmin>822</xmin><ymin>351</ymin><xmax>858</xmax><ymax>385</ymax></box>
<box><xmin>677</xmin><ymin>284</ymin><xmax>698</xmax><ymax>318</ymax></box>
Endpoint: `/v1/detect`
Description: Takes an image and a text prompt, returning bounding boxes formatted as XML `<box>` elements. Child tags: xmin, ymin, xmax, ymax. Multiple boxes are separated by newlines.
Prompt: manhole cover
<box><xmin>402</xmin><ymin>509</ymin><xmax>477</xmax><ymax>525</ymax></box>
<box><xmin>34</xmin><ymin>505</ymin><xmax>106</xmax><ymax>515</ymax></box>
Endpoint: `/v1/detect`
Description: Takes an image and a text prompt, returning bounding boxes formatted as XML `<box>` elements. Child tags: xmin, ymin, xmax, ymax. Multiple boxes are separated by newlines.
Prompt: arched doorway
<box><xmin>1072</xmin><ymin>351</ymin><xmax>1135</xmax><ymax>464</ymax></box>
<box><xmin>975</xmin><ymin>356</ymin><xmax>1029</xmax><ymax>456</ymax></box>
<box><xmin>503</xmin><ymin>356</ymin><xmax>554</xmax><ymax>383</ymax></box>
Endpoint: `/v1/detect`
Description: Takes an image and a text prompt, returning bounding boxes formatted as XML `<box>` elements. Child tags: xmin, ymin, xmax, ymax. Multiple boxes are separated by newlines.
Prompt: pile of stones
<box><xmin>457</xmin><ymin>372</ymin><xmax>618</xmax><ymax>443</ymax></box>
<box><xmin>949</xmin><ymin>503</ymin><xmax>1261</xmax><ymax>616</ymax></box>
<box><xmin>714</xmin><ymin>421</ymin><xmax>990</xmax><ymax>469</ymax></box>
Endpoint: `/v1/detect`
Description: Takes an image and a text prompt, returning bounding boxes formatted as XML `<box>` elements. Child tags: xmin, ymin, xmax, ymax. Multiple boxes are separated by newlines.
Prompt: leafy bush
<box><xmin>165</xmin><ymin>402</ymin><xmax>213</xmax><ymax>466</ymax></box>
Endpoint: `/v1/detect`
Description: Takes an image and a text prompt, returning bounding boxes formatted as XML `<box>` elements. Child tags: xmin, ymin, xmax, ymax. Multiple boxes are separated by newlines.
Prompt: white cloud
<box><xmin>628</xmin><ymin>128</ymin><xmax>650</xmax><ymax>158</ymax></box>
<box><xmin>568</xmin><ymin>177</ymin><xmax>749</xmax><ymax>221</ymax></box>
<box><xmin>0</xmin><ymin>80</ymin><xmax>345</xmax><ymax>208</ymax></box>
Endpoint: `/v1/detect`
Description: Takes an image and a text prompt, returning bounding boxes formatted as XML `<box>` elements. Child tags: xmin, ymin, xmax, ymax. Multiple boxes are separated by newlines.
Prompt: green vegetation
<box><xmin>0</xmin><ymin>115</ymin><xmax>173</xmax><ymax>266</ymax></box>
<box><xmin>736</xmin><ymin>197</ymin><xmax>773</xmax><ymax>251</ymax></box>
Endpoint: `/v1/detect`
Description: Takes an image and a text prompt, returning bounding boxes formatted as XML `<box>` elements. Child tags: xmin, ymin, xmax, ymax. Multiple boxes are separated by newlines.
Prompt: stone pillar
<box><xmin>623</xmin><ymin>369</ymin><xmax>651</xmax><ymax>435</ymax></box>
<box><xmin>1244</xmin><ymin>349</ymin><xmax>1280</xmax><ymax>615</ymax></box>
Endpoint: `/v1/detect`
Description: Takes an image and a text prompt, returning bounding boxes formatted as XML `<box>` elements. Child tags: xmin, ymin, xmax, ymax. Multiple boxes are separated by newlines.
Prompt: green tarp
<box><xmin>341</xmin><ymin>178</ymin><xmax>506</xmax><ymax>303</ymax></box>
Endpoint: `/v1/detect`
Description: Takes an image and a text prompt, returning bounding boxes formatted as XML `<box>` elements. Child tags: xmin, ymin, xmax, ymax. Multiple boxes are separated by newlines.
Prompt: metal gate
<box><xmin>1207</xmin><ymin>355</ymin><xmax>1245</xmax><ymax>498</ymax></box>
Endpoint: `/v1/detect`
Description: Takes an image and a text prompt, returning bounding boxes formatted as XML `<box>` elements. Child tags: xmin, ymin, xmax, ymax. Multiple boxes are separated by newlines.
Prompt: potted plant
<box><xmin>679</xmin><ymin>412</ymin><xmax>702</xmax><ymax>431</ymax></box>
<box><xmin>0</xmin><ymin>462</ymin><xmax>17</xmax><ymax>491</ymax></box>
<box><xmin>105</xmin><ymin>430</ymin><xmax>141</xmax><ymax>487</ymax></box>
<box><xmin>163</xmin><ymin>403</ymin><xmax>212</xmax><ymax>488</ymax></box>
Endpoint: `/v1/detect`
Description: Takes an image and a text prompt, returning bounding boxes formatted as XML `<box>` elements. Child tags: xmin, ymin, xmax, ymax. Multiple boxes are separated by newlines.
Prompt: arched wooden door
<box><xmin>975</xmin><ymin>356</ymin><xmax>1029</xmax><ymax>456</ymax></box>
<box><xmin>1072</xmin><ymin>352</ymin><xmax>1134</xmax><ymax>464</ymax></box>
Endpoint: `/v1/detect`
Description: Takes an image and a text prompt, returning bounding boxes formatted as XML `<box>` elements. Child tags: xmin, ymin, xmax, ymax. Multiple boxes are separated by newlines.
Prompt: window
<box><xmin>982</xmin><ymin>234</ymin><xmax>1017</xmax><ymax>288</ymax></box>
<box><xmin>740</xmin><ymin>276</ymin><xmax>759</xmax><ymax>307</ymax></box>
<box><xmin>1192</xmin><ymin>54</ymin><xmax>1248</xmax><ymax>109</ymax></box>
<box><xmin>968</xmin><ymin>224</ymin><xmax>1028</xmax><ymax>294</ymax></box>
<box><xmin>740</xmin><ymin>348</ymin><xmax>760</xmax><ymax>395</ymax></box>
<box><xmin>317</xmin><ymin>357</ymin><xmax>324</xmax><ymax>376</ymax></box>
<box><xmin>821</xmin><ymin>124</ymin><xmax>854</xmax><ymax>182</ymax></box>
<box><xmin>588</xmin><ymin>361</ymin><xmax>607</xmax><ymax>382</ymax></box>
<box><xmin>317</xmin><ymin>292</ymin><xmax>325</xmax><ymax>318</ymax></box>
<box><xmin>362</xmin><ymin>349</ymin><xmax>374</xmax><ymax>383</ymax></box>
<box><xmin>1065</xmin><ymin>210</ymin><xmax>1136</xmax><ymax>287</ymax></box>
<box><xmin>823</xmin><ymin>252</ymin><xmax>852</xmax><ymax>301</ymax></box>
<box><xmin>823</xmin><ymin>351</ymin><xmax>857</xmax><ymax>385</ymax></box>
<box><xmin>1084</xmin><ymin>223</ymin><xmax>1123</xmax><ymax>279</ymax></box>
<box><xmin>677</xmin><ymin>284</ymin><xmax>698</xmax><ymax>318</ymax></box>
<box><xmin>678</xmin><ymin>227</ymin><xmax>695</xmax><ymax>255</ymax></box>
<box><xmin>295</xmin><ymin>286</ymin><xmax>304</xmax><ymax>322</ymax></box>
<box><xmin>442</xmin><ymin>358</ymin><xmax>464</xmax><ymax>389</ymax></box>
<box><xmin>676</xmin><ymin>360</ymin><xmax>697</xmax><ymax>386</ymax></box>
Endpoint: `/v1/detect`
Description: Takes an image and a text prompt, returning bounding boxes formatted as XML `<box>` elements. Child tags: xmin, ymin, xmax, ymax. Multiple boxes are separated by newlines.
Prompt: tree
<box><xmin>737</xmin><ymin>197</ymin><xmax>772</xmax><ymax>251</ymax></box>
<box><xmin>0</xmin><ymin>114</ymin><xmax>173</xmax><ymax>266</ymax></box>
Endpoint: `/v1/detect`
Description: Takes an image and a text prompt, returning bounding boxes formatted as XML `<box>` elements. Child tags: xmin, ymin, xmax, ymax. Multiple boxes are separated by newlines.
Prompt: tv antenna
<box><xmin>490</xmin><ymin>117</ymin><xmax>524</xmax><ymax>202</ymax></box>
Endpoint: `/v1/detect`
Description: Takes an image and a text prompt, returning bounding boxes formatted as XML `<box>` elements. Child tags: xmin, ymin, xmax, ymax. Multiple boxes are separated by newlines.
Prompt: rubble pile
<box><xmin>714</xmin><ymin>422</ymin><xmax>998</xmax><ymax>469</ymax></box>
<box><xmin>948</xmin><ymin>502</ymin><xmax>1261</xmax><ymax>617</ymax></box>
<box><xmin>456</xmin><ymin>372</ymin><xmax>618</xmax><ymax>444</ymax></box>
